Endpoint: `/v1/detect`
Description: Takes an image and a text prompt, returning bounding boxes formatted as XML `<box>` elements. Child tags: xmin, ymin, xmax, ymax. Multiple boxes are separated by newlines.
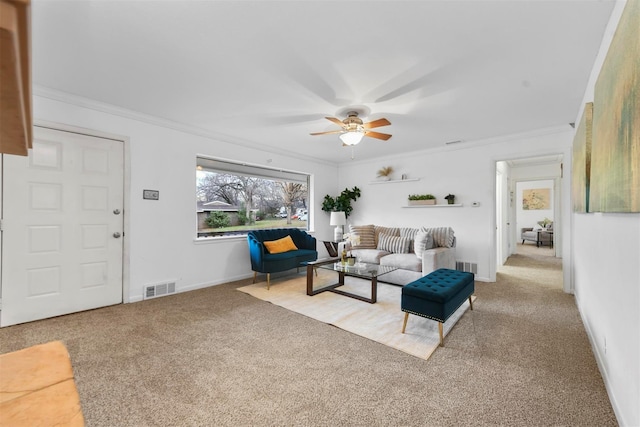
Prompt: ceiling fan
<box><xmin>310</xmin><ymin>111</ymin><xmax>392</xmax><ymax>146</ymax></box>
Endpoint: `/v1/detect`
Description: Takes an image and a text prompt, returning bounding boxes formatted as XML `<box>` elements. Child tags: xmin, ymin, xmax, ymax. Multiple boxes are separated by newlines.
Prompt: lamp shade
<box><xmin>329</xmin><ymin>211</ymin><xmax>346</xmax><ymax>226</ymax></box>
<box><xmin>339</xmin><ymin>131</ymin><xmax>364</xmax><ymax>145</ymax></box>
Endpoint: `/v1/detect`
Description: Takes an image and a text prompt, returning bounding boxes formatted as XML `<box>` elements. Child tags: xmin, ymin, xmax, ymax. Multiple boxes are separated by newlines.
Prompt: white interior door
<box><xmin>1</xmin><ymin>126</ymin><xmax>124</xmax><ymax>326</ymax></box>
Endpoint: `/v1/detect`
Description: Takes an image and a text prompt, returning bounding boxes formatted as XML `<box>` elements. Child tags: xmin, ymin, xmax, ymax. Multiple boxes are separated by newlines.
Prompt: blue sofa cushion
<box><xmin>263</xmin><ymin>248</ymin><xmax>317</xmax><ymax>262</ymax></box>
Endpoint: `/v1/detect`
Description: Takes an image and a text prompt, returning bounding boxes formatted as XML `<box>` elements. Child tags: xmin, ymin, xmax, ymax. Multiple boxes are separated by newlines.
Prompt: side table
<box><xmin>323</xmin><ymin>240</ymin><xmax>340</xmax><ymax>257</ymax></box>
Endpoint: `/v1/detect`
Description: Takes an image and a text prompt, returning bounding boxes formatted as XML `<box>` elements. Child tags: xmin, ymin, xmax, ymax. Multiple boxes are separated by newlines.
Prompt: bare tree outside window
<box><xmin>279</xmin><ymin>182</ymin><xmax>307</xmax><ymax>225</ymax></box>
<box><xmin>196</xmin><ymin>158</ymin><xmax>310</xmax><ymax>238</ymax></box>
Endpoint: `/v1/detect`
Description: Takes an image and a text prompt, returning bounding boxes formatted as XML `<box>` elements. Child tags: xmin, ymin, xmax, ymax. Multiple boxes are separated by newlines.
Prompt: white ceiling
<box><xmin>32</xmin><ymin>0</ymin><xmax>615</xmax><ymax>164</ymax></box>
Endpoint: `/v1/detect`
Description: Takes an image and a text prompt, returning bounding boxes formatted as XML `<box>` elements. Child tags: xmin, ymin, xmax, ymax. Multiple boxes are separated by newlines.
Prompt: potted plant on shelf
<box><xmin>445</xmin><ymin>194</ymin><xmax>456</xmax><ymax>205</ymax></box>
<box><xmin>376</xmin><ymin>166</ymin><xmax>393</xmax><ymax>181</ymax></box>
<box><xmin>408</xmin><ymin>194</ymin><xmax>436</xmax><ymax>206</ymax></box>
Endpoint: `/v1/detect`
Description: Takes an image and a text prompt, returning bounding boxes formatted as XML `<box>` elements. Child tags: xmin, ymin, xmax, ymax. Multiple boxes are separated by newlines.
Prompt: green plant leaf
<box><xmin>321</xmin><ymin>186</ymin><xmax>361</xmax><ymax>217</ymax></box>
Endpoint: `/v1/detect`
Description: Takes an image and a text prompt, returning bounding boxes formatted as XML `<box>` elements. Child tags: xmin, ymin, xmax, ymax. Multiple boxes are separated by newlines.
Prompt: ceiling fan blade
<box><xmin>325</xmin><ymin>117</ymin><xmax>347</xmax><ymax>128</ymax></box>
<box><xmin>363</xmin><ymin>118</ymin><xmax>391</xmax><ymax>129</ymax></box>
<box><xmin>310</xmin><ymin>130</ymin><xmax>345</xmax><ymax>136</ymax></box>
<box><xmin>364</xmin><ymin>131</ymin><xmax>392</xmax><ymax>141</ymax></box>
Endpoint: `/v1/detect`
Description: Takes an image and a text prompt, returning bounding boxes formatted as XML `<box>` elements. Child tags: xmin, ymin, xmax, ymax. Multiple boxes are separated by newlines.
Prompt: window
<box><xmin>196</xmin><ymin>157</ymin><xmax>310</xmax><ymax>238</ymax></box>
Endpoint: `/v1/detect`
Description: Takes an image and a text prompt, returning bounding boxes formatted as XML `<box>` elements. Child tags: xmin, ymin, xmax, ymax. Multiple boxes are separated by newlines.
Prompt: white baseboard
<box><xmin>128</xmin><ymin>273</ymin><xmax>255</xmax><ymax>303</ymax></box>
<box><xmin>575</xmin><ymin>294</ymin><xmax>624</xmax><ymax>426</ymax></box>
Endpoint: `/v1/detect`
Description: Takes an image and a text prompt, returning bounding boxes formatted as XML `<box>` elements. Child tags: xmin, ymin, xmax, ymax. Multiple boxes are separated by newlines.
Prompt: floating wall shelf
<box><xmin>369</xmin><ymin>178</ymin><xmax>420</xmax><ymax>185</ymax></box>
<box><xmin>402</xmin><ymin>204</ymin><xmax>464</xmax><ymax>208</ymax></box>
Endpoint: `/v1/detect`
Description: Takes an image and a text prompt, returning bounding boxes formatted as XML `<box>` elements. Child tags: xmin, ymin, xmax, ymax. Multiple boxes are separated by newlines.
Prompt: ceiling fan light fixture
<box><xmin>339</xmin><ymin>131</ymin><xmax>364</xmax><ymax>145</ymax></box>
<box><xmin>310</xmin><ymin>111</ymin><xmax>391</xmax><ymax>146</ymax></box>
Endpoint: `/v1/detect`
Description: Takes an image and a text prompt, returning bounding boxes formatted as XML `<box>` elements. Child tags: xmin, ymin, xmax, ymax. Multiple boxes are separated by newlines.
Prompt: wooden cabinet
<box><xmin>0</xmin><ymin>0</ymin><xmax>32</xmax><ymax>156</ymax></box>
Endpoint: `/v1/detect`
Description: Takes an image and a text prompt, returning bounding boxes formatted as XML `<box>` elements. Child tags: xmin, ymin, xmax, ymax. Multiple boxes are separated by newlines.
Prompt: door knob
<box><xmin>113</xmin><ymin>232</ymin><xmax>121</xmax><ymax>238</ymax></box>
<box><xmin>113</xmin><ymin>209</ymin><xmax>121</xmax><ymax>215</ymax></box>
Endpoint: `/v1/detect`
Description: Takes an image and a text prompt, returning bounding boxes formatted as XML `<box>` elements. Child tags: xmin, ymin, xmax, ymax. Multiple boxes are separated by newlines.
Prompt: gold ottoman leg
<box><xmin>253</xmin><ymin>271</ymin><xmax>257</xmax><ymax>284</ymax></box>
<box><xmin>267</xmin><ymin>273</ymin><xmax>271</xmax><ymax>290</ymax></box>
<box><xmin>438</xmin><ymin>322</ymin><xmax>444</xmax><ymax>347</ymax></box>
<box><xmin>401</xmin><ymin>312</ymin><xmax>409</xmax><ymax>333</ymax></box>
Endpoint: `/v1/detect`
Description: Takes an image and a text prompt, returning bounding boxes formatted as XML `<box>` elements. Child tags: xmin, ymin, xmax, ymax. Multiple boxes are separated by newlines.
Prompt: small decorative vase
<box><xmin>447</xmin><ymin>199</ymin><xmax>454</xmax><ymax>205</ymax></box>
<box><xmin>346</xmin><ymin>256</ymin><xmax>356</xmax><ymax>266</ymax></box>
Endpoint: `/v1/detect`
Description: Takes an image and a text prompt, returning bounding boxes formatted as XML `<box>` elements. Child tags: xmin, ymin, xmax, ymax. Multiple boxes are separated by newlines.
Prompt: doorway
<box><xmin>1</xmin><ymin>126</ymin><xmax>125</xmax><ymax>326</ymax></box>
<box><xmin>515</xmin><ymin>178</ymin><xmax>558</xmax><ymax>254</ymax></box>
<box><xmin>495</xmin><ymin>155</ymin><xmax>564</xmax><ymax>279</ymax></box>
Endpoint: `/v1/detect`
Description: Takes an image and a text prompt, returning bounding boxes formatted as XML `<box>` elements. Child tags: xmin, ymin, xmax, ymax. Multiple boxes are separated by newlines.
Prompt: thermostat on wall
<box><xmin>143</xmin><ymin>189</ymin><xmax>159</xmax><ymax>200</ymax></box>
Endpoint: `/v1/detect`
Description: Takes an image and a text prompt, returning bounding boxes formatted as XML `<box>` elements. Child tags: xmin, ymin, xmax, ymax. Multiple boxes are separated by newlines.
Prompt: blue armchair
<box><xmin>247</xmin><ymin>228</ymin><xmax>318</xmax><ymax>289</ymax></box>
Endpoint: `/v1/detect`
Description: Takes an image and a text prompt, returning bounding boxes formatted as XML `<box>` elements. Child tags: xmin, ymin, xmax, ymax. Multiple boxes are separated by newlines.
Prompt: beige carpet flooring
<box><xmin>0</xmin><ymin>244</ymin><xmax>617</xmax><ymax>426</ymax></box>
<box><xmin>238</xmin><ymin>270</ymin><xmax>473</xmax><ymax>360</ymax></box>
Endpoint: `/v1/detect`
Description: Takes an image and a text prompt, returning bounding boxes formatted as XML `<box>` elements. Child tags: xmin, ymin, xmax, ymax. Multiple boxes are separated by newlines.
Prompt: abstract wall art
<box><xmin>590</xmin><ymin>0</ymin><xmax>639</xmax><ymax>213</ymax></box>
<box><xmin>572</xmin><ymin>102</ymin><xmax>593</xmax><ymax>213</ymax></box>
<box><xmin>523</xmin><ymin>188</ymin><xmax>551</xmax><ymax>210</ymax></box>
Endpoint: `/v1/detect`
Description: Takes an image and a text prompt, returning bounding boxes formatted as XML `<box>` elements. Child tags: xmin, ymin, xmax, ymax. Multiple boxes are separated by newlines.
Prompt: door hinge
<box><xmin>0</xmin><ymin>219</ymin><xmax>3</xmax><ymax>231</ymax></box>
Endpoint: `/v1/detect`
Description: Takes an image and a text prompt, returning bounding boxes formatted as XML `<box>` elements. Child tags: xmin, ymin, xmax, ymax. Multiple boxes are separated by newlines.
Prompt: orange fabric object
<box><xmin>0</xmin><ymin>340</ymin><xmax>85</xmax><ymax>425</ymax></box>
<box><xmin>263</xmin><ymin>235</ymin><xmax>298</xmax><ymax>254</ymax></box>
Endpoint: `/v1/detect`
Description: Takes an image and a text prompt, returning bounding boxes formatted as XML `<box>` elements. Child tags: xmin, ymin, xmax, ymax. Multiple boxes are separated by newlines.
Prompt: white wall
<box><xmin>573</xmin><ymin>214</ymin><xmax>639</xmax><ymax>426</ymax></box>
<box><xmin>337</xmin><ymin>127</ymin><xmax>572</xmax><ymax>282</ymax></box>
<box><xmin>31</xmin><ymin>93</ymin><xmax>338</xmax><ymax>302</ymax></box>
<box><xmin>571</xmin><ymin>1</ymin><xmax>639</xmax><ymax>425</ymax></box>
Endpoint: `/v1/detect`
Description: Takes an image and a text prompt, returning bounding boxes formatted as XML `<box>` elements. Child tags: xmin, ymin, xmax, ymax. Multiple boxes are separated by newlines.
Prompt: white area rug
<box><xmin>238</xmin><ymin>270</ymin><xmax>474</xmax><ymax>360</ymax></box>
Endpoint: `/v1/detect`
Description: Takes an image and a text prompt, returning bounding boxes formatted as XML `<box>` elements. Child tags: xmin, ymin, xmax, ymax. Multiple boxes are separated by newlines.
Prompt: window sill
<box><xmin>193</xmin><ymin>235</ymin><xmax>246</xmax><ymax>244</ymax></box>
<box><xmin>193</xmin><ymin>229</ymin><xmax>316</xmax><ymax>244</ymax></box>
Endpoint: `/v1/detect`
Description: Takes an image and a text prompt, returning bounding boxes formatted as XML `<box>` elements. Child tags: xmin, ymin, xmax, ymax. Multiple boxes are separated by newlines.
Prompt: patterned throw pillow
<box><xmin>400</xmin><ymin>227</ymin><xmax>419</xmax><ymax>253</ymax></box>
<box><xmin>421</xmin><ymin>227</ymin><xmax>455</xmax><ymax>248</ymax></box>
<box><xmin>414</xmin><ymin>231</ymin><xmax>434</xmax><ymax>259</ymax></box>
<box><xmin>377</xmin><ymin>233</ymin><xmax>411</xmax><ymax>254</ymax></box>
<box><xmin>374</xmin><ymin>226</ymin><xmax>399</xmax><ymax>246</ymax></box>
<box><xmin>348</xmin><ymin>224</ymin><xmax>376</xmax><ymax>249</ymax></box>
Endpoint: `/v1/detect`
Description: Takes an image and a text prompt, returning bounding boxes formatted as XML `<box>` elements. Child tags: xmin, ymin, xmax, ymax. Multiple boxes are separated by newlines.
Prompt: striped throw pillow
<box><xmin>374</xmin><ymin>226</ymin><xmax>399</xmax><ymax>246</ymax></box>
<box><xmin>414</xmin><ymin>231</ymin><xmax>435</xmax><ymax>259</ymax></box>
<box><xmin>400</xmin><ymin>227</ymin><xmax>419</xmax><ymax>253</ymax></box>
<box><xmin>349</xmin><ymin>224</ymin><xmax>376</xmax><ymax>249</ymax></box>
<box><xmin>377</xmin><ymin>233</ymin><xmax>411</xmax><ymax>254</ymax></box>
<box><xmin>421</xmin><ymin>227</ymin><xmax>455</xmax><ymax>248</ymax></box>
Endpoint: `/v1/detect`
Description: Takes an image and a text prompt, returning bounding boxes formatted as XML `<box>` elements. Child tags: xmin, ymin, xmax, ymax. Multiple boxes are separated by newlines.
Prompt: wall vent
<box><xmin>143</xmin><ymin>281</ymin><xmax>176</xmax><ymax>300</ymax></box>
<box><xmin>456</xmin><ymin>261</ymin><xmax>478</xmax><ymax>274</ymax></box>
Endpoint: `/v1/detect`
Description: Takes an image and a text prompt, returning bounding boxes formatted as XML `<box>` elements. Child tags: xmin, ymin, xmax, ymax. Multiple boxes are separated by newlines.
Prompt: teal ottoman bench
<box><xmin>401</xmin><ymin>268</ymin><xmax>474</xmax><ymax>346</ymax></box>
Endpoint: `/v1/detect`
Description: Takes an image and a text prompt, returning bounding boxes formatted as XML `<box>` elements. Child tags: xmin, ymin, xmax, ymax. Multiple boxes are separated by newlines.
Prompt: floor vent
<box><xmin>456</xmin><ymin>261</ymin><xmax>478</xmax><ymax>274</ymax></box>
<box><xmin>144</xmin><ymin>282</ymin><xmax>176</xmax><ymax>300</ymax></box>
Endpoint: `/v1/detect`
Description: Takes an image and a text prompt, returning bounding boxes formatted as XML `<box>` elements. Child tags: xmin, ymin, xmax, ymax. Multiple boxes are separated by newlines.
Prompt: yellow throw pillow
<box><xmin>263</xmin><ymin>235</ymin><xmax>298</xmax><ymax>254</ymax></box>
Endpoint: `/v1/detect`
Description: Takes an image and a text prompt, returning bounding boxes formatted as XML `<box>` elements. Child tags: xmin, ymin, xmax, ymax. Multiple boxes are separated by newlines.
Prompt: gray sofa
<box><xmin>343</xmin><ymin>225</ymin><xmax>456</xmax><ymax>286</ymax></box>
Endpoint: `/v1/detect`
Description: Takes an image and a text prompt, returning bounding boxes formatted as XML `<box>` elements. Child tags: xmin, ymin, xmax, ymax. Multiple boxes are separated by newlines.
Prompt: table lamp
<box><xmin>329</xmin><ymin>211</ymin><xmax>346</xmax><ymax>241</ymax></box>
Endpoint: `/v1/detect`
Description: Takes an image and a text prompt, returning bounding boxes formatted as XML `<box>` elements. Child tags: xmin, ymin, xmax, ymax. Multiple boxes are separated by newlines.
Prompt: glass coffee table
<box><xmin>306</xmin><ymin>258</ymin><xmax>398</xmax><ymax>304</ymax></box>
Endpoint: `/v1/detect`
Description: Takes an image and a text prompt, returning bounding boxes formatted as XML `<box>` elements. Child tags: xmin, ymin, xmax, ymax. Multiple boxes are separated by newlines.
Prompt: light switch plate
<box><xmin>143</xmin><ymin>189</ymin><xmax>159</xmax><ymax>200</ymax></box>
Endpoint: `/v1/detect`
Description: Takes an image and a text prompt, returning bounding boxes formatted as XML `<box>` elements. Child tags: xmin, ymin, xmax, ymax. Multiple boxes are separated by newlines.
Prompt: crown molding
<box><xmin>33</xmin><ymin>85</ymin><xmax>337</xmax><ymax>167</ymax></box>
<box><xmin>338</xmin><ymin>124</ymin><xmax>572</xmax><ymax>167</ymax></box>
